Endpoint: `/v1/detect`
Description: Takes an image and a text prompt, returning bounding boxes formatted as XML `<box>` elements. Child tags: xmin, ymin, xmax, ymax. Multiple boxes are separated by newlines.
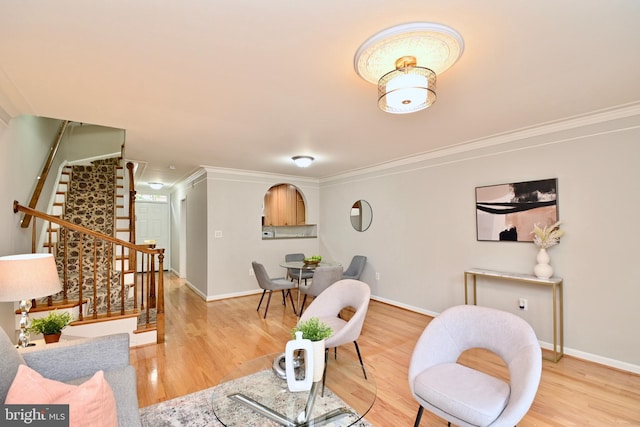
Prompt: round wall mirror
<box><xmin>350</xmin><ymin>200</ymin><xmax>373</xmax><ymax>232</ymax></box>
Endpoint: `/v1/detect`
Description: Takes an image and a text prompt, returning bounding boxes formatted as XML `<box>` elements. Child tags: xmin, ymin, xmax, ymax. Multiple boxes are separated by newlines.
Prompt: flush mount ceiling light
<box><xmin>292</xmin><ymin>156</ymin><xmax>314</xmax><ymax>168</ymax></box>
<box><xmin>148</xmin><ymin>182</ymin><xmax>163</xmax><ymax>190</ymax></box>
<box><xmin>354</xmin><ymin>22</ymin><xmax>464</xmax><ymax>114</ymax></box>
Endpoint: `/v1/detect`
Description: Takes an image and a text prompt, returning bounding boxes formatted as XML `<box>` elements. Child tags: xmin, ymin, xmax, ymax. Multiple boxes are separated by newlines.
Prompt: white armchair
<box><xmin>409</xmin><ymin>304</ymin><xmax>542</xmax><ymax>427</ymax></box>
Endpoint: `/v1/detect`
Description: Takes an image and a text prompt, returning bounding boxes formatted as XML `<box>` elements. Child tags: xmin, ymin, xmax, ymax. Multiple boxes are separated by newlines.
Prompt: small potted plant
<box><xmin>29</xmin><ymin>310</ymin><xmax>72</xmax><ymax>343</ymax></box>
<box><xmin>292</xmin><ymin>316</ymin><xmax>332</xmax><ymax>342</ymax></box>
<box><xmin>292</xmin><ymin>317</ymin><xmax>333</xmax><ymax>382</ymax></box>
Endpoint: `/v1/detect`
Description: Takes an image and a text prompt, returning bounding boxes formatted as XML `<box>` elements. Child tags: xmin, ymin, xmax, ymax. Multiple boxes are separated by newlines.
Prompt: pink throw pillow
<box><xmin>5</xmin><ymin>364</ymin><xmax>118</xmax><ymax>427</ymax></box>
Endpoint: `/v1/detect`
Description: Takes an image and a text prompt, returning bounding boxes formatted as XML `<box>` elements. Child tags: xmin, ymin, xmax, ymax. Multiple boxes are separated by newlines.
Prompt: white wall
<box><xmin>60</xmin><ymin>124</ymin><xmax>124</xmax><ymax>163</ymax></box>
<box><xmin>171</xmin><ymin>167</ymin><xmax>321</xmax><ymax>301</ymax></box>
<box><xmin>0</xmin><ymin>115</ymin><xmax>64</xmax><ymax>339</ymax></box>
<box><xmin>319</xmin><ymin>106</ymin><xmax>640</xmax><ymax>371</ymax></box>
<box><xmin>204</xmin><ymin>168</ymin><xmax>320</xmax><ymax>299</ymax></box>
<box><xmin>169</xmin><ymin>192</ymin><xmax>182</xmax><ymax>275</ymax></box>
<box><xmin>173</xmin><ymin>171</ymin><xmax>209</xmax><ymax>298</ymax></box>
<box><xmin>168</xmin><ymin>106</ymin><xmax>640</xmax><ymax>372</ymax></box>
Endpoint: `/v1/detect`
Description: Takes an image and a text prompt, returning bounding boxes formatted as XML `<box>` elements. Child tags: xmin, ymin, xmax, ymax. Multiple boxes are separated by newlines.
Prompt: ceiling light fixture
<box><xmin>292</xmin><ymin>156</ymin><xmax>314</xmax><ymax>168</ymax></box>
<box><xmin>148</xmin><ymin>182</ymin><xmax>163</xmax><ymax>190</ymax></box>
<box><xmin>354</xmin><ymin>22</ymin><xmax>464</xmax><ymax>114</ymax></box>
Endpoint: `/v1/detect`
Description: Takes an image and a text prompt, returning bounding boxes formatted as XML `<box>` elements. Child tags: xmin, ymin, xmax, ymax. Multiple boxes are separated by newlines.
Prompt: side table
<box><xmin>464</xmin><ymin>268</ymin><xmax>564</xmax><ymax>362</ymax></box>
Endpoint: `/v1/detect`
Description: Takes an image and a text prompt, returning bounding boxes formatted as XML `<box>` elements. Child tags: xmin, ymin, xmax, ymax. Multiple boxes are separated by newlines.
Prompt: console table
<box><xmin>464</xmin><ymin>268</ymin><xmax>564</xmax><ymax>362</ymax></box>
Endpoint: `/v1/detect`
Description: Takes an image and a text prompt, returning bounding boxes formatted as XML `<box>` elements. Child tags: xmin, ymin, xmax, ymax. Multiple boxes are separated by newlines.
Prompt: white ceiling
<box><xmin>1</xmin><ymin>1</ymin><xmax>639</xmax><ymax>186</ymax></box>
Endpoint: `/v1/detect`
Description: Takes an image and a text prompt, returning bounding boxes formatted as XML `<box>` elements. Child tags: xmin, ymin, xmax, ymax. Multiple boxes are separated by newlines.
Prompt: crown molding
<box><xmin>201</xmin><ymin>165</ymin><xmax>319</xmax><ymax>184</ymax></box>
<box><xmin>321</xmin><ymin>101</ymin><xmax>640</xmax><ymax>183</ymax></box>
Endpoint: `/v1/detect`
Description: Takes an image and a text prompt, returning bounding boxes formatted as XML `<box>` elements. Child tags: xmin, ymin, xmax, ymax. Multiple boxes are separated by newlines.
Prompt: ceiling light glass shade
<box><xmin>354</xmin><ymin>22</ymin><xmax>464</xmax><ymax>84</ymax></box>
<box><xmin>148</xmin><ymin>182</ymin><xmax>163</xmax><ymax>190</ymax></box>
<box><xmin>292</xmin><ymin>156</ymin><xmax>314</xmax><ymax>167</ymax></box>
<box><xmin>378</xmin><ymin>66</ymin><xmax>436</xmax><ymax>114</ymax></box>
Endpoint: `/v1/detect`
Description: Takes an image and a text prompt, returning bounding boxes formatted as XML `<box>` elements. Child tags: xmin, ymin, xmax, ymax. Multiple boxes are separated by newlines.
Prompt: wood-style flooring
<box><xmin>131</xmin><ymin>273</ymin><xmax>640</xmax><ymax>426</ymax></box>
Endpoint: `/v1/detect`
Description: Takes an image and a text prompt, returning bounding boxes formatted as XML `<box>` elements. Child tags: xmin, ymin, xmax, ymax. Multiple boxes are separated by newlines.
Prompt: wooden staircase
<box><xmin>15</xmin><ymin>158</ymin><xmax>164</xmax><ymax>346</ymax></box>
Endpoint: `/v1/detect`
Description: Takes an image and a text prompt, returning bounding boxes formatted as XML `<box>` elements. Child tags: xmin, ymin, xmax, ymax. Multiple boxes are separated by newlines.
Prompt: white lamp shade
<box><xmin>292</xmin><ymin>156</ymin><xmax>314</xmax><ymax>167</ymax></box>
<box><xmin>0</xmin><ymin>253</ymin><xmax>62</xmax><ymax>301</ymax></box>
<box><xmin>384</xmin><ymin>73</ymin><xmax>429</xmax><ymax>108</ymax></box>
<box><xmin>377</xmin><ymin>66</ymin><xmax>437</xmax><ymax>114</ymax></box>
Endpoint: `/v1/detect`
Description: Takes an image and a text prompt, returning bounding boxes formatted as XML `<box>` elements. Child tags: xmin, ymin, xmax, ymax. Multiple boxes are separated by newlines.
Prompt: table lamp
<box><xmin>0</xmin><ymin>253</ymin><xmax>63</xmax><ymax>347</ymax></box>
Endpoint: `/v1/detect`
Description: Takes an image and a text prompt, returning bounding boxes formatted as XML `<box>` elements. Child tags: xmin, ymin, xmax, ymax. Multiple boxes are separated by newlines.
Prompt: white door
<box><xmin>136</xmin><ymin>202</ymin><xmax>170</xmax><ymax>271</ymax></box>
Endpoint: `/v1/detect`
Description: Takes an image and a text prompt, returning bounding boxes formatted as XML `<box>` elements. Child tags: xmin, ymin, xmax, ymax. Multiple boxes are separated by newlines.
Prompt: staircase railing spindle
<box><xmin>15</xmin><ymin>201</ymin><xmax>165</xmax><ymax>342</ymax></box>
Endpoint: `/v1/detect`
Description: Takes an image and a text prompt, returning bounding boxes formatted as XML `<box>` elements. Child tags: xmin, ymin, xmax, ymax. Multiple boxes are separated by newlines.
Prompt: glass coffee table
<box><xmin>211</xmin><ymin>352</ymin><xmax>376</xmax><ymax>426</ymax></box>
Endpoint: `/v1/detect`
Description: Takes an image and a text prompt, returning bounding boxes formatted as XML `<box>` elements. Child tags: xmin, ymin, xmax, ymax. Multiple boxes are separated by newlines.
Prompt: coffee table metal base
<box><xmin>212</xmin><ymin>354</ymin><xmax>375</xmax><ymax>427</ymax></box>
<box><xmin>228</xmin><ymin>381</ymin><xmax>350</xmax><ymax>426</ymax></box>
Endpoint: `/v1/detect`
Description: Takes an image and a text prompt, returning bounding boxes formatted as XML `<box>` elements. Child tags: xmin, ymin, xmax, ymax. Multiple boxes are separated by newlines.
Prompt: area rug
<box><xmin>139</xmin><ymin>369</ymin><xmax>374</xmax><ymax>427</ymax></box>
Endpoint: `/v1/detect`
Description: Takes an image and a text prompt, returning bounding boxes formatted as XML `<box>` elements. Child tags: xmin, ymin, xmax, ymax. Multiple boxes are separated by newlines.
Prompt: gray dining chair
<box><xmin>252</xmin><ymin>261</ymin><xmax>298</xmax><ymax>319</ymax></box>
<box><xmin>409</xmin><ymin>305</ymin><xmax>542</xmax><ymax>427</ymax></box>
<box><xmin>285</xmin><ymin>253</ymin><xmax>313</xmax><ymax>285</ymax></box>
<box><xmin>342</xmin><ymin>255</ymin><xmax>367</xmax><ymax>280</ymax></box>
<box><xmin>298</xmin><ymin>265</ymin><xmax>344</xmax><ymax>315</ymax></box>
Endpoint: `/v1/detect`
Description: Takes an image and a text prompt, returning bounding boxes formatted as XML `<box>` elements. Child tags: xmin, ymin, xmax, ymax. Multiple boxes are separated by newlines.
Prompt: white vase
<box><xmin>534</xmin><ymin>248</ymin><xmax>553</xmax><ymax>279</ymax></box>
<box><xmin>285</xmin><ymin>332</ymin><xmax>313</xmax><ymax>392</ymax></box>
<box><xmin>311</xmin><ymin>339</ymin><xmax>326</xmax><ymax>383</ymax></box>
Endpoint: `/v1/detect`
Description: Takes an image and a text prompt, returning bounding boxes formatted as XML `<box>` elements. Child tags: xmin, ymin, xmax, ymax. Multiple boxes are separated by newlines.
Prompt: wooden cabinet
<box><xmin>264</xmin><ymin>184</ymin><xmax>306</xmax><ymax>226</ymax></box>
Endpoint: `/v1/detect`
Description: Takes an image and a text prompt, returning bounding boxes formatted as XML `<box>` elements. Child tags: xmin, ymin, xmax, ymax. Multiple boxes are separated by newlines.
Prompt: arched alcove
<box><xmin>263</xmin><ymin>183</ymin><xmax>306</xmax><ymax>226</ymax></box>
<box><xmin>261</xmin><ymin>184</ymin><xmax>317</xmax><ymax>240</ymax></box>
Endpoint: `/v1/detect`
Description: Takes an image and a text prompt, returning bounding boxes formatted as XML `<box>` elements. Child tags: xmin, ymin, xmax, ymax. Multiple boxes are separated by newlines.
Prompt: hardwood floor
<box><xmin>131</xmin><ymin>273</ymin><xmax>640</xmax><ymax>426</ymax></box>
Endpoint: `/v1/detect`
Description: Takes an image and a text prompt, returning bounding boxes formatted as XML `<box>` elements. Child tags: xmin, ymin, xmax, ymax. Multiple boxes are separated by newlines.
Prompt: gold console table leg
<box><xmin>463</xmin><ymin>269</ymin><xmax>563</xmax><ymax>362</ymax></box>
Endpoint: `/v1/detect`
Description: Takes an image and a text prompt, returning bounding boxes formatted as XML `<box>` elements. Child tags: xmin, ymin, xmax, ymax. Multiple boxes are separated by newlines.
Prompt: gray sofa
<box><xmin>0</xmin><ymin>328</ymin><xmax>141</xmax><ymax>427</ymax></box>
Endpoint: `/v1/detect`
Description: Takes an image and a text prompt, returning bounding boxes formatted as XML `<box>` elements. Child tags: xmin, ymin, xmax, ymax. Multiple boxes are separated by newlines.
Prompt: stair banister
<box><xmin>14</xmin><ymin>201</ymin><xmax>163</xmax><ymax>257</ymax></box>
<box><xmin>21</xmin><ymin>120</ymin><xmax>70</xmax><ymax>229</ymax></box>
<box><xmin>13</xmin><ymin>200</ymin><xmax>165</xmax><ymax>343</ymax></box>
<box><xmin>126</xmin><ymin>162</ymin><xmax>137</xmax><ymax>268</ymax></box>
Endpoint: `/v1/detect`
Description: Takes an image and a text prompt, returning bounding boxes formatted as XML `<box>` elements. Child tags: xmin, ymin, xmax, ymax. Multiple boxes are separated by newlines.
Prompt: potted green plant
<box><xmin>292</xmin><ymin>317</ymin><xmax>333</xmax><ymax>382</ymax></box>
<box><xmin>292</xmin><ymin>316</ymin><xmax>332</xmax><ymax>342</ymax></box>
<box><xmin>29</xmin><ymin>310</ymin><xmax>72</xmax><ymax>343</ymax></box>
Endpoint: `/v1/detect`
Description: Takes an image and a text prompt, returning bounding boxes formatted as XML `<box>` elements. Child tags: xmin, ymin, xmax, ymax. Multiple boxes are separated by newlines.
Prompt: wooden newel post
<box><xmin>145</xmin><ymin>241</ymin><xmax>157</xmax><ymax>309</ymax></box>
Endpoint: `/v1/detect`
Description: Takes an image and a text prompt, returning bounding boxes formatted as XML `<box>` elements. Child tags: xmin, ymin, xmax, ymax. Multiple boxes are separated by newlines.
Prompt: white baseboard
<box><xmin>184</xmin><ymin>280</ymin><xmax>262</xmax><ymax>302</ymax></box>
<box><xmin>205</xmin><ymin>289</ymin><xmax>262</xmax><ymax>302</ymax></box>
<box><xmin>170</xmin><ymin>267</ymin><xmax>185</xmax><ymax>278</ymax></box>
<box><xmin>560</xmin><ymin>346</ymin><xmax>640</xmax><ymax>374</ymax></box>
<box><xmin>370</xmin><ymin>295</ymin><xmax>439</xmax><ymax>318</ymax></box>
<box><xmin>370</xmin><ymin>296</ymin><xmax>640</xmax><ymax>375</ymax></box>
<box><xmin>184</xmin><ymin>280</ymin><xmax>207</xmax><ymax>300</ymax></box>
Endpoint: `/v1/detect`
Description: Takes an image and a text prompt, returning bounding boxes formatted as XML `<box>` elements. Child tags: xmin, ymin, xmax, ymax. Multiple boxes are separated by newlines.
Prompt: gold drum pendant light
<box><xmin>354</xmin><ymin>22</ymin><xmax>464</xmax><ymax>114</ymax></box>
<box><xmin>377</xmin><ymin>56</ymin><xmax>436</xmax><ymax>113</ymax></box>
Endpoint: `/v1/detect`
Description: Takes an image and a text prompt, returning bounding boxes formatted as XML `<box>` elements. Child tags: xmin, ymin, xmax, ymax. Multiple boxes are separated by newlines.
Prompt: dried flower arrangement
<box><xmin>531</xmin><ymin>221</ymin><xmax>565</xmax><ymax>249</ymax></box>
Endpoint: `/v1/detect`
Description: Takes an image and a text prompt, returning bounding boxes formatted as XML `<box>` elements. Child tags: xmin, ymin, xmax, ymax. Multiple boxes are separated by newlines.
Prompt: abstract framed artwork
<box><xmin>476</xmin><ymin>178</ymin><xmax>558</xmax><ymax>242</ymax></box>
